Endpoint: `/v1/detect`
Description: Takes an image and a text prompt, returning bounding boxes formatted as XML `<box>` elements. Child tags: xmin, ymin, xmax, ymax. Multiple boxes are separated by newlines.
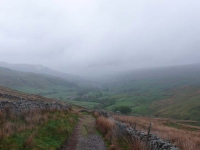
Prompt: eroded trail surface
<box><xmin>61</xmin><ymin>113</ymin><xmax>107</xmax><ymax>150</ymax></box>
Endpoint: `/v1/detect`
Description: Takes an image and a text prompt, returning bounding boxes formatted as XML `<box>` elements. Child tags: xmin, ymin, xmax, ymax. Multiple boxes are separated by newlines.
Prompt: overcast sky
<box><xmin>0</xmin><ymin>0</ymin><xmax>200</xmax><ymax>76</ymax></box>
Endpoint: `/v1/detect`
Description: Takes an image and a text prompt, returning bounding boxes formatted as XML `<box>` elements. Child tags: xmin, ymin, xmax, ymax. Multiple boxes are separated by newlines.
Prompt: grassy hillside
<box><xmin>0</xmin><ymin>84</ymin><xmax>78</xmax><ymax>150</ymax></box>
<box><xmin>0</xmin><ymin>85</ymin><xmax>53</xmax><ymax>102</ymax></box>
<box><xmin>0</xmin><ymin>67</ymin><xmax>76</xmax><ymax>88</ymax></box>
<box><xmin>0</xmin><ymin>67</ymin><xmax>78</xmax><ymax>100</ymax></box>
<box><xmin>149</xmin><ymin>86</ymin><xmax>200</xmax><ymax>121</ymax></box>
<box><xmin>0</xmin><ymin>61</ymin><xmax>98</xmax><ymax>87</ymax></box>
<box><xmin>71</xmin><ymin>64</ymin><xmax>200</xmax><ymax>121</ymax></box>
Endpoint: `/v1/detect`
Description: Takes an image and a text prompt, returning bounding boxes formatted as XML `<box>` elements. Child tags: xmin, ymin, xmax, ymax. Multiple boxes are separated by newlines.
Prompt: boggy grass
<box><xmin>114</xmin><ymin>115</ymin><xmax>200</xmax><ymax>150</ymax></box>
<box><xmin>95</xmin><ymin>115</ymin><xmax>146</xmax><ymax>150</ymax></box>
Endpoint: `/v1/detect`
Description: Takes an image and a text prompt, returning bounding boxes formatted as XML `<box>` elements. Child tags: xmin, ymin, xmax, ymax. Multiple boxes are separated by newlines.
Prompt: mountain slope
<box><xmin>0</xmin><ymin>67</ymin><xmax>76</xmax><ymax>88</ymax></box>
<box><xmin>101</xmin><ymin>64</ymin><xmax>200</xmax><ymax>89</ymax></box>
<box><xmin>149</xmin><ymin>86</ymin><xmax>200</xmax><ymax>121</ymax></box>
<box><xmin>95</xmin><ymin>64</ymin><xmax>200</xmax><ymax>121</ymax></box>
<box><xmin>0</xmin><ymin>67</ymin><xmax>78</xmax><ymax>99</ymax></box>
<box><xmin>0</xmin><ymin>61</ymin><xmax>98</xmax><ymax>87</ymax></box>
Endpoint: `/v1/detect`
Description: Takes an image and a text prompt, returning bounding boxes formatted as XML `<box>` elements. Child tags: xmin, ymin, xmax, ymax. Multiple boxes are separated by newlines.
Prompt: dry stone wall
<box><xmin>0</xmin><ymin>99</ymin><xmax>71</xmax><ymax>113</ymax></box>
<box><xmin>97</xmin><ymin>110</ymin><xmax>180</xmax><ymax>150</ymax></box>
<box><xmin>0</xmin><ymin>94</ymin><xmax>71</xmax><ymax>113</ymax></box>
<box><xmin>0</xmin><ymin>90</ymin><xmax>71</xmax><ymax>113</ymax></box>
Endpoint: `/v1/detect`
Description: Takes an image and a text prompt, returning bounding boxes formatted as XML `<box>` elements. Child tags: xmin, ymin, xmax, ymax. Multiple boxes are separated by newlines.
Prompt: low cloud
<box><xmin>0</xmin><ymin>0</ymin><xmax>200</xmax><ymax>76</ymax></box>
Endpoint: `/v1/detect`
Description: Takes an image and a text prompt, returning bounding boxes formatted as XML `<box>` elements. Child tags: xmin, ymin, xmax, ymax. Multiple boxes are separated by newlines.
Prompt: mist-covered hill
<box><xmin>0</xmin><ymin>66</ymin><xmax>76</xmax><ymax>88</ymax></box>
<box><xmin>0</xmin><ymin>61</ymin><xmax>99</xmax><ymax>87</ymax></box>
<box><xmin>0</xmin><ymin>61</ymin><xmax>81</xmax><ymax>82</ymax></box>
<box><xmin>0</xmin><ymin>66</ymin><xmax>79</xmax><ymax>100</ymax></box>
<box><xmin>100</xmin><ymin>64</ymin><xmax>200</xmax><ymax>89</ymax></box>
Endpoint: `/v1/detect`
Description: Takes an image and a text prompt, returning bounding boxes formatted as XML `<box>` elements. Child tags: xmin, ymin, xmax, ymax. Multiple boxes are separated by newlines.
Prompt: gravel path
<box><xmin>61</xmin><ymin>114</ymin><xmax>107</xmax><ymax>150</ymax></box>
<box><xmin>76</xmin><ymin>135</ymin><xmax>107</xmax><ymax>150</ymax></box>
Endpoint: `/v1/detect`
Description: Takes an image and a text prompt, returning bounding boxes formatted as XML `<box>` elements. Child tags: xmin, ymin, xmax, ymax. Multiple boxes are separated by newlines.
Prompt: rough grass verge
<box><xmin>95</xmin><ymin>114</ymin><xmax>146</xmax><ymax>150</ymax></box>
<box><xmin>114</xmin><ymin>115</ymin><xmax>200</xmax><ymax>150</ymax></box>
<box><xmin>0</xmin><ymin>108</ymin><xmax>78</xmax><ymax>150</ymax></box>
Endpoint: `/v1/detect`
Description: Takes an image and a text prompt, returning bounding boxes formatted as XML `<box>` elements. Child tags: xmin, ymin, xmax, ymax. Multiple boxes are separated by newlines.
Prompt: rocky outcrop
<box><xmin>97</xmin><ymin>110</ymin><xmax>112</xmax><ymax>118</ymax></box>
<box><xmin>97</xmin><ymin>110</ymin><xmax>180</xmax><ymax>150</ymax></box>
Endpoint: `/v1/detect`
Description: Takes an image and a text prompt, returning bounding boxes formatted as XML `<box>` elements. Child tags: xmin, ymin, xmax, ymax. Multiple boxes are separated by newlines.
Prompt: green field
<box><xmin>15</xmin><ymin>86</ymin><xmax>78</xmax><ymax>100</ymax></box>
<box><xmin>65</xmin><ymin>100</ymin><xmax>99</xmax><ymax>109</ymax></box>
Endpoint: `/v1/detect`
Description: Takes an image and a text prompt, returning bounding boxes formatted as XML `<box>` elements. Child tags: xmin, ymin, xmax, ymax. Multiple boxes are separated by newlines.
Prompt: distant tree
<box><xmin>113</xmin><ymin>106</ymin><xmax>131</xmax><ymax>114</ymax></box>
<box><xmin>95</xmin><ymin>94</ymin><xmax>99</xmax><ymax>98</ymax></box>
<box><xmin>98</xmin><ymin>92</ymin><xmax>103</xmax><ymax>97</ymax></box>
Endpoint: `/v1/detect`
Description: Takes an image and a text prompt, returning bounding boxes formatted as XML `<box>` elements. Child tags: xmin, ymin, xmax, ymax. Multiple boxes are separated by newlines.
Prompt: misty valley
<box><xmin>1</xmin><ymin>63</ymin><xmax>200</xmax><ymax>121</ymax></box>
<box><xmin>1</xmin><ymin>0</ymin><xmax>200</xmax><ymax>149</ymax></box>
<box><xmin>0</xmin><ymin>63</ymin><xmax>200</xmax><ymax>150</ymax></box>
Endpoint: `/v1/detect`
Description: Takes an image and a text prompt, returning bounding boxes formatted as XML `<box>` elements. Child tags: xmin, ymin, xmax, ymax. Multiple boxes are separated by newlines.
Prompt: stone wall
<box><xmin>0</xmin><ymin>100</ymin><xmax>71</xmax><ymax>113</ymax></box>
<box><xmin>0</xmin><ymin>89</ymin><xmax>71</xmax><ymax>113</ymax></box>
<box><xmin>97</xmin><ymin>110</ymin><xmax>180</xmax><ymax>150</ymax></box>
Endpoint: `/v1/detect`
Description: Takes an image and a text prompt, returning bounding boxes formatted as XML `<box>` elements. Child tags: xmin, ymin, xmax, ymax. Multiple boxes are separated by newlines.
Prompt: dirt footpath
<box><xmin>61</xmin><ymin>113</ymin><xmax>107</xmax><ymax>150</ymax></box>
